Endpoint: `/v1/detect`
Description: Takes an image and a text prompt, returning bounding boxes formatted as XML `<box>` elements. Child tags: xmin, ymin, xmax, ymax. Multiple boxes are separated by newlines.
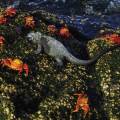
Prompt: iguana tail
<box><xmin>65</xmin><ymin>44</ymin><xmax>120</xmax><ymax>65</ymax></box>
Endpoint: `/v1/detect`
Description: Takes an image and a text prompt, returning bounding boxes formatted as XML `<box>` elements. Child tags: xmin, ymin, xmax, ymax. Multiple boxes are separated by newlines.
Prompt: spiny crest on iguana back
<box><xmin>27</xmin><ymin>31</ymin><xmax>120</xmax><ymax>66</ymax></box>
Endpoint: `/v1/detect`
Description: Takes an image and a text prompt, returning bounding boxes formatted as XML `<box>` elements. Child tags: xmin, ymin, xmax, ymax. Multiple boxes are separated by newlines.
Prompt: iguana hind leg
<box><xmin>55</xmin><ymin>58</ymin><xmax>63</xmax><ymax>66</ymax></box>
<box><xmin>54</xmin><ymin>58</ymin><xmax>65</xmax><ymax>71</ymax></box>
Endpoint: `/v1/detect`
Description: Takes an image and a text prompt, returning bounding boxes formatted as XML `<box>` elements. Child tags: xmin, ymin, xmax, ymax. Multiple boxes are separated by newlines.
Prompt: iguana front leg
<box><xmin>35</xmin><ymin>44</ymin><xmax>42</xmax><ymax>54</ymax></box>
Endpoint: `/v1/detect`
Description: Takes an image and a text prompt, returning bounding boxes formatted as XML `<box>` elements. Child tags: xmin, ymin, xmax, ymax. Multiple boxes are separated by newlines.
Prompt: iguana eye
<box><xmin>27</xmin><ymin>33</ymin><xmax>33</xmax><ymax>41</ymax></box>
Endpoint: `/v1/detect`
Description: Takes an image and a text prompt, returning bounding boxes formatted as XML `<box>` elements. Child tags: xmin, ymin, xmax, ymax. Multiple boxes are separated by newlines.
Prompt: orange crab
<box><xmin>0</xmin><ymin>15</ymin><xmax>7</xmax><ymax>25</ymax></box>
<box><xmin>103</xmin><ymin>33</ymin><xmax>120</xmax><ymax>44</ymax></box>
<box><xmin>73</xmin><ymin>93</ymin><xmax>90</xmax><ymax>118</ymax></box>
<box><xmin>5</xmin><ymin>7</ymin><xmax>16</xmax><ymax>17</ymax></box>
<box><xmin>0</xmin><ymin>58</ymin><xmax>29</xmax><ymax>76</ymax></box>
<box><xmin>59</xmin><ymin>27</ymin><xmax>71</xmax><ymax>38</ymax></box>
<box><xmin>24</xmin><ymin>16</ymin><xmax>35</xmax><ymax>28</ymax></box>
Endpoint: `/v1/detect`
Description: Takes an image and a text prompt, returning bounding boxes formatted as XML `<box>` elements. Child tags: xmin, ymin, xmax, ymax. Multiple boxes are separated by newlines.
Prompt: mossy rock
<box><xmin>0</xmin><ymin>7</ymin><xmax>120</xmax><ymax>120</ymax></box>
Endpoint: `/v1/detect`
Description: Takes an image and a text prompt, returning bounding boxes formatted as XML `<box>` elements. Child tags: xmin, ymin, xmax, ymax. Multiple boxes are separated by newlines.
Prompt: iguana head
<box><xmin>27</xmin><ymin>32</ymin><xmax>42</xmax><ymax>43</ymax></box>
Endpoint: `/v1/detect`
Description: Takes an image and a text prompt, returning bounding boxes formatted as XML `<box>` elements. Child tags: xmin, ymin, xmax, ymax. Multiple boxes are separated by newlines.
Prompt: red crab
<box><xmin>0</xmin><ymin>58</ymin><xmax>29</xmax><ymax>76</ymax></box>
<box><xmin>103</xmin><ymin>33</ymin><xmax>120</xmax><ymax>44</ymax></box>
<box><xmin>59</xmin><ymin>27</ymin><xmax>71</xmax><ymax>38</ymax></box>
<box><xmin>5</xmin><ymin>7</ymin><xmax>17</xmax><ymax>17</ymax></box>
<box><xmin>48</xmin><ymin>25</ymin><xmax>57</xmax><ymax>33</ymax></box>
<box><xmin>0</xmin><ymin>15</ymin><xmax>7</xmax><ymax>25</ymax></box>
<box><xmin>73</xmin><ymin>93</ymin><xmax>90</xmax><ymax>118</ymax></box>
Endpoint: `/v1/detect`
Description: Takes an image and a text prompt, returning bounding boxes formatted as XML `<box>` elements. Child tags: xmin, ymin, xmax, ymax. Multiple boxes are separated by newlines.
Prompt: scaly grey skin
<box><xmin>27</xmin><ymin>32</ymin><xmax>120</xmax><ymax>66</ymax></box>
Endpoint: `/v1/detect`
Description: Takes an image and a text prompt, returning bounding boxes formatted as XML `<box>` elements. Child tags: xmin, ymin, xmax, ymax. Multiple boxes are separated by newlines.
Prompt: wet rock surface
<box><xmin>1</xmin><ymin>0</ymin><xmax>120</xmax><ymax>38</ymax></box>
<box><xmin>1</xmin><ymin>0</ymin><xmax>120</xmax><ymax>14</ymax></box>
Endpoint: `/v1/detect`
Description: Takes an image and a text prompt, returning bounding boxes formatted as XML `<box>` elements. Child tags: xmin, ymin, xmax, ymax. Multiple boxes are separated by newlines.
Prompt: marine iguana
<box><xmin>28</xmin><ymin>10</ymin><xmax>93</xmax><ymax>63</ymax></box>
<box><xmin>27</xmin><ymin>31</ymin><xmax>120</xmax><ymax>66</ymax></box>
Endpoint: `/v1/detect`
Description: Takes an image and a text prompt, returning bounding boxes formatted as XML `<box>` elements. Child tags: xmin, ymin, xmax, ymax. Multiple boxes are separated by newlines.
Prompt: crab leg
<box><xmin>18</xmin><ymin>68</ymin><xmax>23</xmax><ymax>76</ymax></box>
<box><xmin>23</xmin><ymin>64</ymin><xmax>29</xmax><ymax>76</ymax></box>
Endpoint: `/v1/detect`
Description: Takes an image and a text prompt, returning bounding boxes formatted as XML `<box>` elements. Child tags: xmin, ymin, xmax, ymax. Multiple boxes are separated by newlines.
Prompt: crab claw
<box><xmin>74</xmin><ymin>93</ymin><xmax>82</xmax><ymax>96</ymax></box>
<box><xmin>18</xmin><ymin>68</ymin><xmax>23</xmax><ymax>76</ymax></box>
<box><xmin>23</xmin><ymin>63</ymin><xmax>29</xmax><ymax>76</ymax></box>
<box><xmin>73</xmin><ymin>107</ymin><xmax>79</xmax><ymax>112</ymax></box>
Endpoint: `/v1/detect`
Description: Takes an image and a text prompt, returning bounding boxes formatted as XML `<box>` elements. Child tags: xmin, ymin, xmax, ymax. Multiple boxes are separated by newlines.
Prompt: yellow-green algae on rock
<box><xmin>0</xmin><ymin>8</ymin><xmax>120</xmax><ymax>120</ymax></box>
